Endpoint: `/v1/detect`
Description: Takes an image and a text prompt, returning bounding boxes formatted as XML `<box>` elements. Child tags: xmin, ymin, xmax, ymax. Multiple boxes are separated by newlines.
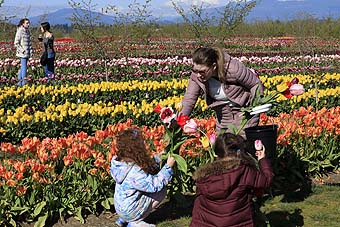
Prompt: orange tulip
<box><xmin>88</xmin><ymin>168</ymin><xmax>98</xmax><ymax>175</ymax></box>
<box><xmin>16</xmin><ymin>186</ymin><xmax>28</xmax><ymax>196</ymax></box>
<box><xmin>6</xmin><ymin>179</ymin><xmax>16</xmax><ymax>187</ymax></box>
<box><xmin>63</xmin><ymin>155</ymin><xmax>73</xmax><ymax>166</ymax></box>
<box><xmin>0</xmin><ymin>142</ymin><xmax>17</xmax><ymax>153</ymax></box>
<box><xmin>4</xmin><ymin>170</ymin><xmax>14</xmax><ymax>180</ymax></box>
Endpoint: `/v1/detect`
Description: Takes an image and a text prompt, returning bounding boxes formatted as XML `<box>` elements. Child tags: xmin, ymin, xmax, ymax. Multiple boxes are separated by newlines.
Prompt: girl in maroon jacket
<box><xmin>180</xmin><ymin>47</ymin><xmax>263</xmax><ymax>137</ymax></box>
<box><xmin>190</xmin><ymin>133</ymin><xmax>274</xmax><ymax>227</ymax></box>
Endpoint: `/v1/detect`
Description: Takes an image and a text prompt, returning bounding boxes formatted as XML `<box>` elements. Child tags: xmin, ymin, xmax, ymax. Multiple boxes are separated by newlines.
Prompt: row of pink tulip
<box><xmin>1</xmin><ymin>54</ymin><xmax>340</xmax><ymax>69</ymax></box>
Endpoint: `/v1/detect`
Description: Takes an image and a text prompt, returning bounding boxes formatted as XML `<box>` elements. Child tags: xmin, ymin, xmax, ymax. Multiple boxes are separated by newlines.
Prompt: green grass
<box><xmin>261</xmin><ymin>185</ymin><xmax>340</xmax><ymax>227</ymax></box>
<box><xmin>152</xmin><ymin>185</ymin><xmax>340</xmax><ymax>227</ymax></box>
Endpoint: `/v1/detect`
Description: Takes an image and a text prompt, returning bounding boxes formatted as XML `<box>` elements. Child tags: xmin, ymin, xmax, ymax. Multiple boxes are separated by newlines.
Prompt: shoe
<box><xmin>116</xmin><ymin>217</ymin><xmax>126</xmax><ymax>226</ymax></box>
<box><xmin>127</xmin><ymin>220</ymin><xmax>156</xmax><ymax>227</ymax></box>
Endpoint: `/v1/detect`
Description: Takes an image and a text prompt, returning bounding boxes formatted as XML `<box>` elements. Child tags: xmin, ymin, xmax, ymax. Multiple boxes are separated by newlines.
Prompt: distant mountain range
<box><xmin>247</xmin><ymin>0</ymin><xmax>340</xmax><ymax>21</ymax></box>
<box><xmin>24</xmin><ymin>8</ymin><xmax>115</xmax><ymax>25</ymax></box>
<box><xmin>2</xmin><ymin>0</ymin><xmax>340</xmax><ymax>26</ymax></box>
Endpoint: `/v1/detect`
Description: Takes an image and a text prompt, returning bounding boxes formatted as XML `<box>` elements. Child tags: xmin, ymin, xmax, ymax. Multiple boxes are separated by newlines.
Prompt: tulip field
<box><xmin>0</xmin><ymin>36</ymin><xmax>340</xmax><ymax>226</ymax></box>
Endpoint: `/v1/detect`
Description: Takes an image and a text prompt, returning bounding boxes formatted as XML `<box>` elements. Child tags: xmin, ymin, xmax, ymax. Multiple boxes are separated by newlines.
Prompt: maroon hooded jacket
<box><xmin>190</xmin><ymin>158</ymin><xmax>274</xmax><ymax>227</ymax></box>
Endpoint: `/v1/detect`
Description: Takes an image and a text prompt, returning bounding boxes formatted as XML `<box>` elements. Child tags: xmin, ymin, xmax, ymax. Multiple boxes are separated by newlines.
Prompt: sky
<box><xmin>3</xmin><ymin>0</ymin><xmax>338</xmax><ymax>22</ymax></box>
<box><xmin>1</xmin><ymin>0</ymin><xmax>227</xmax><ymax>17</ymax></box>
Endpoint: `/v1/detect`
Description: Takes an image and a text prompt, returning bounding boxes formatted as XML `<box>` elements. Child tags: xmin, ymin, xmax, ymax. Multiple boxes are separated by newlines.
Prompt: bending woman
<box><xmin>180</xmin><ymin>47</ymin><xmax>263</xmax><ymax>137</ymax></box>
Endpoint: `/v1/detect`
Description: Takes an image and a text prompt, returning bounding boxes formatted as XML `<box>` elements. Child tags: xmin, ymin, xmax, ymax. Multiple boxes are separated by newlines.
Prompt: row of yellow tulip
<box><xmin>0</xmin><ymin>96</ymin><xmax>190</xmax><ymax>127</ymax></box>
<box><xmin>1</xmin><ymin>73</ymin><xmax>339</xmax><ymax>103</ymax></box>
<box><xmin>260</xmin><ymin>72</ymin><xmax>339</xmax><ymax>87</ymax></box>
<box><xmin>0</xmin><ymin>79</ymin><xmax>187</xmax><ymax>103</ymax></box>
<box><xmin>1</xmin><ymin>86</ymin><xmax>339</xmax><ymax>132</ymax></box>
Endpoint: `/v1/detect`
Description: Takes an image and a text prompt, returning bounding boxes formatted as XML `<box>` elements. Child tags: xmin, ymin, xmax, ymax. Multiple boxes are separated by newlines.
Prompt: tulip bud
<box><xmin>175</xmin><ymin>102</ymin><xmax>183</xmax><ymax>111</ymax></box>
<box><xmin>183</xmin><ymin>119</ymin><xmax>198</xmax><ymax>134</ymax></box>
<box><xmin>291</xmin><ymin>77</ymin><xmax>299</xmax><ymax>85</ymax></box>
<box><xmin>289</xmin><ymin>84</ymin><xmax>305</xmax><ymax>96</ymax></box>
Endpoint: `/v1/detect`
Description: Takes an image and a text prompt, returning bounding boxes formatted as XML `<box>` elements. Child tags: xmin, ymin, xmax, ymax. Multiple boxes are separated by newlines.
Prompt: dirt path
<box><xmin>312</xmin><ymin>170</ymin><xmax>340</xmax><ymax>185</ymax></box>
<box><xmin>20</xmin><ymin>212</ymin><xmax>120</xmax><ymax>227</ymax></box>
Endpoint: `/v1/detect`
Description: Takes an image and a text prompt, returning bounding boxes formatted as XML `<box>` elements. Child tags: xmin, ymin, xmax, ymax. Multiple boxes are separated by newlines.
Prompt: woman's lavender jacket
<box><xmin>180</xmin><ymin>52</ymin><xmax>263</xmax><ymax>132</ymax></box>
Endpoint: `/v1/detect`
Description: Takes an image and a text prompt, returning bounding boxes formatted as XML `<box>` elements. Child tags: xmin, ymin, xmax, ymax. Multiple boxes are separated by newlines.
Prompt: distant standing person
<box><xmin>14</xmin><ymin>18</ymin><xmax>33</xmax><ymax>86</ymax></box>
<box><xmin>38</xmin><ymin>22</ymin><xmax>55</xmax><ymax>79</ymax></box>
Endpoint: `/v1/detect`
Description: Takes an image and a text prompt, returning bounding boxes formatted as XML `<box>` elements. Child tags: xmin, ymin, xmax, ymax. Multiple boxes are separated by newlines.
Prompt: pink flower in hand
<box><xmin>183</xmin><ymin>119</ymin><xmax>198</xmax><ymax>134</ymax></box>
<box><xmin>254</xmin><ymin>140</ymin><xmax>263</xmax><ymax>150</ymax></box>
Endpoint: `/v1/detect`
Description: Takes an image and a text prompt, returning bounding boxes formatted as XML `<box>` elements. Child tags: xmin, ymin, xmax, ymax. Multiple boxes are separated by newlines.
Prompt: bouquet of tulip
<box><xmin>229</xmin><ymin>77</ymin><xmax>305</xmax><ymax>135</ymax></box>
<box><xmin>237</xmin><ymin>77</ymin><xmax>306</xmax><ymax>158</ymax></box>
<box><xmin>153</xmin><ymin>104</ymin><xmax>216</xmax><ymax>173</ymax></box>
<box><xmin>242</xmin><ymin>77</ymin><xmax>305</xmax><ymax>116</ymax></box>
<box><xmin>154</xmin><ymin>104</ymin><xmax>217</xmax><ymax>198</ymax></box>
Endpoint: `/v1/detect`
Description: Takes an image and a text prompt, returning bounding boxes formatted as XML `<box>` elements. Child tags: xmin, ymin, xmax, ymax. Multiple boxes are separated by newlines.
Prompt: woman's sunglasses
<box><xmin>191</xmin><ymin>67</ymin><xmax>211</xmax><ymax>75</ymax></box>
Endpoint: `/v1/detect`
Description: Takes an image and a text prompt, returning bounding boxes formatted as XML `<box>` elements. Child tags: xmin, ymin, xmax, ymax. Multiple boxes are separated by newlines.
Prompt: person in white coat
<box><xmin>14</xmin><ymin>18</ymin><xmax>33</xmax><ymax>86</ymax></box>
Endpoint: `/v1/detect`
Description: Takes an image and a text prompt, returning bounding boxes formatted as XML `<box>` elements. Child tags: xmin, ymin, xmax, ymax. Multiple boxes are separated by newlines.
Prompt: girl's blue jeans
<box><xmin>18</xmin><ymin>57</ymin><xmax>28</xmax><ymax>86</ymax></box>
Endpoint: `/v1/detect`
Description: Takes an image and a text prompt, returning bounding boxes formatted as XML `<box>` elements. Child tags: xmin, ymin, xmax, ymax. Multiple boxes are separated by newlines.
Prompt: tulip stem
<box><xmin>314</xmin><ymin>79</ymin><xmax>318</xmax><ymax>112</ymax></box>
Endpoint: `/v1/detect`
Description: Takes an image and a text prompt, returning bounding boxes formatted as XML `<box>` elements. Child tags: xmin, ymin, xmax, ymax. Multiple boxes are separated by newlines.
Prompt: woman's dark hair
<box><xmin>41</xmin><ymin>22</ymin><xmax>51</xmax><ymax>32</ymax></box>
<box><xmin>192</xmin><ymin>47</ymin><xmax>226</xmax><ymax>82</ymax></box>
<box><xmin>192</xmin><ymin>47</ymin><xmax>218</xmax><ymax>67</ymax></box>
<box><xmin>17</xmin><ymin>18</ymin><xmax>29</xmax><ymax>27</ymax></box>
<box><xmin>115</xmin><ymin>128</ymin><xmax>159</xmax><ymax>175</ymax></box>
<box><xmin>214</xmin><ymin>132</ymin><xmax>257</xmax><ymax>168</ymax></box>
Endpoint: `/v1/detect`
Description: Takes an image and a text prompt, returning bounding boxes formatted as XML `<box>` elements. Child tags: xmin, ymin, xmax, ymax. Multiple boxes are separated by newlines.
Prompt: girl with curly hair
<box><xmin>110</xmin><ymin>128</ymin><xmax>176</xmax><ymax>227</ymax></box>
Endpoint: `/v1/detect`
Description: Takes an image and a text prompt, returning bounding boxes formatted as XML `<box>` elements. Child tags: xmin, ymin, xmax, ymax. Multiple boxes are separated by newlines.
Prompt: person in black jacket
<box><xmin>39</xmin><ymin>22</ymin><xmax>55</xmax><ymax>79</ymax></box>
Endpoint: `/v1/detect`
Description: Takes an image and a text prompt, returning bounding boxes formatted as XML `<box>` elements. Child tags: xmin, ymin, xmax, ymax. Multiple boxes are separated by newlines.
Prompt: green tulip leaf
<box><xmin>33</xmin><ymin>201</ymin><xmax>46</xmax><ymax>217</ymax></box>
<box><xmin>11</xmin><ymin>206</ymin><xmax>29</xmax><ymax>214</ymax></box>
<box><xmin>9</xmin><ymin>218</ymin><xmax>17</xmax><ymax>227</ymax></box>
<box><xmin>101</xmin><ymin>199</ymin><xmax>110</xmax><ymax>209</ymax></box>
<box><xmin>75</xmin><ymin>207</ymin><xmax>85</xmax><ymax>224</ymax></box>
<box><xmin>172</xmin><ymin>138</ymin><xmax>187</xmax><ymax>152</ymax></box>
<box><xmin>34</xmin><ymin>213</ymin><xmax>47</xmax><ymax>227</ymax></box>
<box><xmin>101</xmin><ymin>197</ymin><xmax>114</xmax><ymax>209</ymax></box>
<box><xmin>172</xmin><ymin>153</ymin><xmax>187</xmax><ymax>173</ymax></box>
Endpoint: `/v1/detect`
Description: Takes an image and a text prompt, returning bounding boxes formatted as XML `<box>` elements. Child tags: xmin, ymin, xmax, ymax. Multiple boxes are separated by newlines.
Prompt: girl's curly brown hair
<box><xmin>116</xmin><ymin>128</ymin><xmax>159</xmax><ymax>175</ymax></box>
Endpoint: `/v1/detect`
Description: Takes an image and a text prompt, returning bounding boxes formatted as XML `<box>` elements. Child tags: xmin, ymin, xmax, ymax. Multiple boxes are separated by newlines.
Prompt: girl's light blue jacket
<box><xmin>110</xmin><ymin>156</ymin><xmax>173</xmax><ymax>221</ymax></box>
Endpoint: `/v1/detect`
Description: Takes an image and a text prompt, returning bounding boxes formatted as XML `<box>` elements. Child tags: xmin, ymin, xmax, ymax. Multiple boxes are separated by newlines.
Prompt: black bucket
<box><xmin>244</xmin><ymin>124</ymin><xmax>278</xmax><ymax>159</ymax></box>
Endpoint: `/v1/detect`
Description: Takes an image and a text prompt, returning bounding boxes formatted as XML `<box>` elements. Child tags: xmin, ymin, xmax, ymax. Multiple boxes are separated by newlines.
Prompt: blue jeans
<box><xmin>18</xmin><ymin>58</ymin><xmax>28</xmax><ymax>86</ymax></box>
<box><xmin>44</xmin><ymin>52</ymin><xmax>55</xmax><ymax>79</ymax></box>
